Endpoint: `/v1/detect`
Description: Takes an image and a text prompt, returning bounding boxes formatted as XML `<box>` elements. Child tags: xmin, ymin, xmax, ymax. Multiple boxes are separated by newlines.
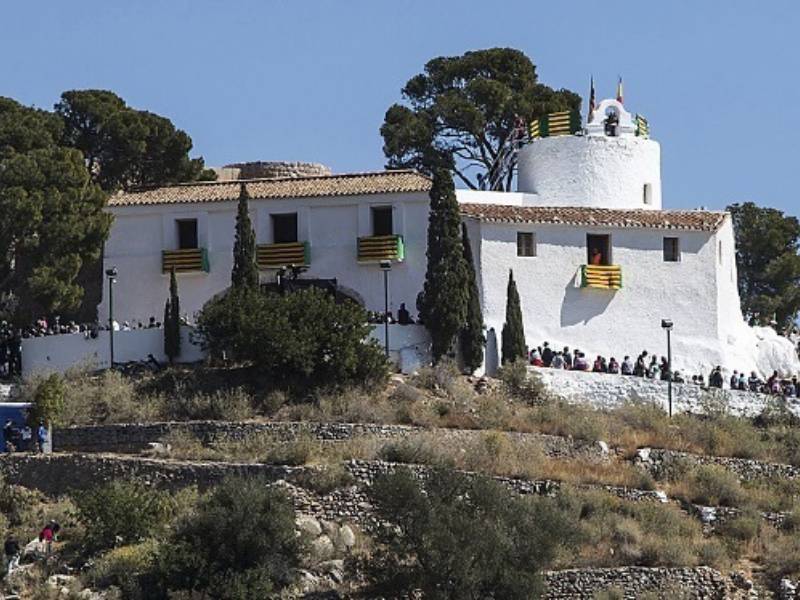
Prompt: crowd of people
<box><xmin>529</xmin><ymin>341</ymin><xmax>800</xmax><ymax>398</ymax></box>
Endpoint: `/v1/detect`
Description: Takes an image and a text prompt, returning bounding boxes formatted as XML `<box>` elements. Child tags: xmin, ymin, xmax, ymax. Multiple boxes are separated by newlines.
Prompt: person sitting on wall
<box><xmin>633</xmin><ymin>355</ymin><xmax>646</xmax><ymax>377</ymax></box>
<box><xmin>659</xmin><ymin>357</ymin><xmax>671</xmax><ymax>381</ymax></box>
<box><xmin>592</xmin><ymin>356</ymin><xmax>604</xmax><ymax>373</ymax></box>
<box><xmin>529</xmin><ymin>348</ymin><xmax>543</xmax><ymax>367</ymax></box>
<box><xmin>541</xmin><ymin>342</ymin><xmax>554</xmax><ymax>367</ymax></box>
<box><xmin>748</xmin><ymin>371</ymin><xmax>761</xmax><ymax>392</ymax></box>
<box><xmin>709</xmin><ymin>366</ymin><xmax>724</xmax><ymax>389</ymax></box>
<box><xmin>766</xmin><ymin>370</ymin><xmax>779</xmax><ymax>393</ymax></box>
<box><xmin>398</xmin><ymin>303</ymin><xmax>413</xmax><ymax>325</ymax></box>
<box><xmin>608</xmin><ymin>357</ymin><xmax>620</xmax><ymax>374</ymax></box>
<box><xmin>737</xmin><ymin>372</ymin><xmax>747</xmax><ymax>392</ymax></box>
<box><xmin>672</xmin><ymin>371</ymin><xmax>685</xmax><ymax>384</ymax></box>
<box><xmin>729</xmin><ymin>370</ymin><xmax>739</xmax><ymax>389</ymax></box>
<box><xmin>784</xmin><ymin>379</ymin><xmax>796</xmax><ymax>397</ymax></box>
<box><xmin>646</xmin><ymin>357</ymin><xmax>659</xmax><ymax>379</ymax></box>
<box><xmin>551</xmin><ymin>352</ymin><xmax>565</xmax><ymax>369</ymax></box>
<box><xmin>2</xmin><ymin>420</ymin><xmax>16</xmax><ymax>453</ymax></box>
<box><xmin>573</xmin><ymin>352</ymin><xmax>589</xmax><ymax>371</ymax></box>
<box><xmin>621</xmin><ymin>356</ymin><xmax>634</xmax><ymax>375</ymax></box>
<box><xmin>563</xmin><ymin>347</ymin><xmax>573</xmax><ymax>369</ymax></box>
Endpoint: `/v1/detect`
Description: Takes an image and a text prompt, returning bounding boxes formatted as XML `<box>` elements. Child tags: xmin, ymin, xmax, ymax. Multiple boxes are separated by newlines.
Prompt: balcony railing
<box><xmin>581</xmin><ymin>264</ymin><xmax>622</xmax><ymax>290</ymax></box>
<box><xmin>256</xmin><ymin>241</ymin><xmax>310</xmax><ymax>269</ymax></box>
<box><xmin>162</xmin><ymin>248</ymin><xmax>209</xmax><ymax>273</ymax></box>
<box><xmin>357</xmin><ymin>235</ymin><xmax>405</xmax><ymax>263</ymax></box>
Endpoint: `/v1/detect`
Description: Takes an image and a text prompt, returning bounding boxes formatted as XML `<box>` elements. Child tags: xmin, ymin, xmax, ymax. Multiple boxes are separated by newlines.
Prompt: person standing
<box><xmin>36</xmin><ymin>421</ymin><xmax>48</xmax><ymax>454</ymax></box>
<box><xmin>4</xmin><ymin>536</ymin><xmax>19</xmax><ymax>575</ymax></box>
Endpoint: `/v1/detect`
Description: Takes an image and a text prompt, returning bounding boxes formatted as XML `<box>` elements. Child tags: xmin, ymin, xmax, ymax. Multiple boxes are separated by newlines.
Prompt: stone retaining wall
<box><xmin>53</xmin><ymin>420</ymin><xmax>605</xmax><ymax>461</ymax></box>
<box><xmin>637</xmin><ymin>446</ymin><xmax>800</xmax><ymax>482</ymax></box>
<box><xmin>532</xmin><ymin>366</ymin><xmax>797</xmax><ymax>418</ymax></box>
<box><xmin>542</xmin><ymin>566</ymin><xmax>749</xmax><ymax>599</ymax></box>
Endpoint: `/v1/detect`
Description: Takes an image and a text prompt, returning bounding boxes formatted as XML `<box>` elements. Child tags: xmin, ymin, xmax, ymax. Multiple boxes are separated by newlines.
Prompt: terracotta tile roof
<box><xmin>459</xmin><ymin>203</ymin><xmax>727</xmax><ymax>232</ymax></box>
<box><xmin>108</xmin><ymin>170</ymin><xmax>432</xmax><ymax>207</ymax></box>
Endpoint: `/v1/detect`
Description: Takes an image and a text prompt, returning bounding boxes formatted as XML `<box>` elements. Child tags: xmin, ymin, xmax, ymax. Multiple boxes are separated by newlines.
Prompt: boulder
<box><xmin>296</xmin><ymin>515</ymin><xmax>322</xmax><ymax>538</ymax></box>
<box><xmin>311</xmin><ymin>535</ymin><xmax>335</xmax><ymax>560</ymax></box>
<box><xmin>336</xmin><ymin>524</ymin><xmax>356</xmax><ymax>549</ymax></box>
<box><xmin>596</xmin><ymin>441</ymin><xmax>610</xmax><ymax>455</ymax></box>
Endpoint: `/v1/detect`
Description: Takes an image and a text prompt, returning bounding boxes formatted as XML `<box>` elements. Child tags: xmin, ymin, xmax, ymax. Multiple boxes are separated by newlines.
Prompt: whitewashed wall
<box><xmin>21</xmin><ymin>325</ymin><xmax>430</xmax><ymax>376</ymax></box>
<box><xmin>531</xmin><ymin>367</ymin><xmax>797</xmax><ymax>418</ymax></box>
<box><xmin>100</xmin><ymin>191</ymin><xmax>430</xmax><ymax>326</ymax></box>
<box><xmin>21</xmin><ymin>327</ymin><xmax>204</xmax><ymax>375</ymax></box>
<box><xmin>516</xmin><ymin>135</ymin><xmax>662</xmax><ymax>210</ymax></box>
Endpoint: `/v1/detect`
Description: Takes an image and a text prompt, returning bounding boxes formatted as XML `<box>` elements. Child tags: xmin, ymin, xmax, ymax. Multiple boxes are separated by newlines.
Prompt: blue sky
<box><xmin>3</xmin><ymin>1</ymin><xmax>799</xmax><ymax>214</ymax></box>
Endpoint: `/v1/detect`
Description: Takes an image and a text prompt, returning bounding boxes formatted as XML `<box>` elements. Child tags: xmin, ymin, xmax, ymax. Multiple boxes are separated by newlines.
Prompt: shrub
<box><xmin>717</xmin><ymin>512</ymin><xmax>760</xmax><ymax>542</ymax></box>
<box><xmin>294</xmin><ymin>464</ymin><xmax>356</xmax><ymax>495</ymax></box>
<box><xmin>684</xmin><ymin>465</ymin><xmax>745</xmax><ymax>507</ymax></box>
<box><xmin>158</xmin><ymin>477</ymin><xmax>303</xmax><ymax>596</ymax></box>
<box><xmin>498</xmin><ymin>360</ymin><xmax>550</xmax><ymax>405</ymax></box>
<box><xmin>88</xmin><ymin>540</ymin><xmax>160</xmax><ymax>600</ymax></box>
<box><xmin>378</xmin><ymin>436</ymin><xmax>446</xmax><ymax>466</ymax></box>
<box><xmin>165</xmin><ymin>387</ymin><xmax>255</xmax><ymax>421</ymax></box>
<box><xmin>366</xmin><ymin>467</ymin><xmax>572</xmax><ymax>599</ymax></box>
<box><xmin>196</xmin><ymin>287</ymin><xmax>389</xmax><ymax>393</ymax></box>
<box><xmin>74</xmin><ymin>481</ymin><xmax>174</xmax><ymax>553</ymax></box>
<box><xmin>25</xmin><ymin>373</ymin><xmax>65</xmax><ymax>427</ymax></box>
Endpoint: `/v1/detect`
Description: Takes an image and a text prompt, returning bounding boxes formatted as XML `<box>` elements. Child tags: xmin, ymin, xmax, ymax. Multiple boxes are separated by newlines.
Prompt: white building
<box><xmin>460</xmin><ymin>99</ymin><xmax>798</xmax><ymax>377</ymax></box>
<box><xmin>90</xmin><ymin>98</ymin><xmax>798</xmax><ymax>379</ymax></box>
<box><xmin>100</xmin><ymin>171</ymin><xmax>431</xmax><ymax>323</ymax></box>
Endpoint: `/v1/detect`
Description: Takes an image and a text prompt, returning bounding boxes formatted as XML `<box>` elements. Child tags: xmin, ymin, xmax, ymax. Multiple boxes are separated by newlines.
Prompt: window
<box><xmin>517</xmin><ymin>232</ymin><xmax>536</xmax><ymax>257</ymax></box>
<box><xmin>272</xmin><ymin>213</ymin><xmax>298</xmax><ymax>244</ymax></box>
<box><xmin>663</xmin><ymin>237</ymin><xmax>680</xmax><ymax>262</ymax></box>
<box><xmin>371</xmin><ymin>206</ymin><xmax>393</xmax><ymax>236</ymax></box>
<box><xmin>643</xmin><ymin>183</ymin><xmax>652</xmax><ymax>205</ymax></box>
<box><xmin>176</xmin><ymin>219</ymin><xmax>198</xmax><ymax>249</ymax></box>
<box><xmin>586</xmin><ymin>234</ymin><xmax>612</xmax><ymax>265</ymax></box>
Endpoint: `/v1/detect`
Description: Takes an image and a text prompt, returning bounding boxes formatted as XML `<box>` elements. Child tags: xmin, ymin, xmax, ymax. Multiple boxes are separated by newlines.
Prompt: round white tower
<box><xmin>516</xmin><ymin>98</ymin><xmax>661</xmax><ymax>210</ymax></box>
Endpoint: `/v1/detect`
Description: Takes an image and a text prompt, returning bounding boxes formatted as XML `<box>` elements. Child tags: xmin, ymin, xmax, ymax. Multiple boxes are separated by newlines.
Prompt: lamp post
<box><xmin>106</xmin><ymin>267</ymin><xmax>118</xmax><ymax>368</ymax></box>
<box><xmin>380</xmin><ymin>260</ymin><xmax>391</xmax><ymax>358</ymax></box>
<box><xmin>661</xmin><ymin>319</ymin><xmax>673</xmax><ymax>417</ymax></box>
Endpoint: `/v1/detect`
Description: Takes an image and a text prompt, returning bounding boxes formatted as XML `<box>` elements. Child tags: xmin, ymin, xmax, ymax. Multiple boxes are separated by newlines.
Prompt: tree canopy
<box><xmin>459</xmin><ymin>223</ymin><xmax>484</xmax><ymax>373</ymax></box>
<box><xmin>381</xmin><ymin>48</ymin><xmax>580</xmax><ymax>190</ymax></box>
<box><xmin>231</xmin><ymin>182</ymin><xmax>259</xmax><ymax>290</ymax></box>
<box><xmin>728</xmin><ymin>202</ymin><xmax>800</xmax><ymax>330</ymax></box>
<box><xmin>501</xmin><ymin>270</ymin><xmax>526</xmax><ymax>364</ymax></box>
<box><xmin>55</xmin><ymin>89</ymin><xmax>215</xmax><ymax>192</ymax></box>
<box><xmin>0</xmin><ymin>97</ymin><xmax>111</xmax><ymax>321</ymax></box>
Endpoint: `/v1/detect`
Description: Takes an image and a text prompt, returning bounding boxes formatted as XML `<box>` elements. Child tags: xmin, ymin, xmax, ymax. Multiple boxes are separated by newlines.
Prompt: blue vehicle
<box><xmin>0</xmin><ymin>403</ymin><xmax>33</xmax><ymax>452</ymax></box>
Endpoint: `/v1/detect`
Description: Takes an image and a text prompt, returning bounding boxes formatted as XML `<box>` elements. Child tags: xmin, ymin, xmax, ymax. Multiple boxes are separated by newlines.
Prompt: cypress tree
<box><xmin>164</xmin><ymin>267</ymin><xmax>181</xmax><ymax>363</ymax></box>
<box><xmin>459</xmin><ymin>223</ymin><xmax>485</xmax><ymax>373</ymax></box>
<box><xmin>231</xmin><ymin>182</ymin><xmax>259</xmax><ymax>289</ymax></box>
<box><xmin>501</xmin><ymin>270</ymin><xmax>526</xmax><ymax>364</ymax></box>
<box><xmin>418</xmin><ymin>169</ymin><xmax>469</xmax><ymax>362</ymax></box>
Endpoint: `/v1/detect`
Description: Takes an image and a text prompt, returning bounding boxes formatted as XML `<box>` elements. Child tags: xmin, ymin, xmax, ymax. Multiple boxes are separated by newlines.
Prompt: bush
<box><xmin>717</xmin><ymin>512</ymin><xmax>760</xmax><ymax>542</ymax></box>
<box><xmin>74</xmin><ymin>481</ymin><xmax>174</xmax><ymax>553</ymax></box>
<box><xmin>88</xmin><ymin>540</ymin><xmax>160</xmax><ymax>599</ymax></box>
<box><xmin>158</xmin><ymin>477</ymin><xmax>303</xmax><ymax>597</ymax></box>
<box><xmin>196</xmin><ymin>287</ymin><xmax>389</xmax><ymax>393</ymax></box>
<box><xmin>294</xmin><ymin>464</ymin><xmax>356</xmax><ymax>495</ymax></box>
<box><xmin>684</xmin><ymin>465</ymin><xmax>745</xmax><ymax>507</ymax></box>
<box><xmin>366</xmin><ymin>467</ymin><xmax>572</xmax><ymax>599</ymax></box>
<box><xmin>498</xmin><ymin>360</ymin><xmax>550</xmax><ymax>405</ymax></box>
<box><xmin>25</xmin><ymin>373</ymin><xmax>65</xmax><ymax>427</ymax></box>
<box><xmin>164</xmin><ymin>387</ymin><xmax>255</xmax><ymax>421</ymax></box>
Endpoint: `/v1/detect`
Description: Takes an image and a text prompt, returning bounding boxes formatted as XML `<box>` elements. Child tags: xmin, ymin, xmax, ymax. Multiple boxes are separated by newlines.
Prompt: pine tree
<box><xmin>418</xmin><ymin>169</ymin><xmax>469</xmax><ymax>362</ymax></box>
<box><xmin>459</xmin><ymin>223</ymin><xmax>485</xmax><ymax>373</ymax></box>
<box><xmin>164</xmin><ymin>267</ymin><xmax>181</xmax><ymax>363</ymax></box>
<box><xmin>231</xmin><ymin>182</ymin><xmax>259</xmax><ymax>289</ymax></box>
<box><xmin>501</xmin><ymin>270</ymin><xmax>526</xmax><ymax>364</ymax></box>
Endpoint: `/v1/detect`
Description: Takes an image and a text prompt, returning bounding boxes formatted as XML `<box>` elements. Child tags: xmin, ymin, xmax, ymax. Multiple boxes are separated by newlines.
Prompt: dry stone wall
<box><xmin>532</xmin><ymin>366</ymin><xmax>797</xmax><ymax>418</ymax></box>
<box><xmin>53</xmin><ymin>420</ymin><xmax>606</xmax><ymax>461</ymax></box>
<box><xmin>542</xmin><ymin>566</ymin><xmax>749</xmax><ymax>599</ymax></box>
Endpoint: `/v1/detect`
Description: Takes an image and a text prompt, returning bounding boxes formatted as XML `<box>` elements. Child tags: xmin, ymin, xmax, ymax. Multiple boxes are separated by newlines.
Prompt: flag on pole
<box><xmin>616</xmin><ymin>77</ymin><xmax>624</xmax><ymax>104</ymax></box>
<box><xmin>588</xmin><ymin>76</ymin><xmax>596</xmax><ymax>122</ymax></box>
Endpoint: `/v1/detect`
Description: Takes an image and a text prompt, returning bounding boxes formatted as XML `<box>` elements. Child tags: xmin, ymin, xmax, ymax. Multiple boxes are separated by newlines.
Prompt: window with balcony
<box><xmin>272</xmin><ymin>213</ymin><xmax>298</xmax><ymax>243</ymax></box>
<box><xmin>371</xmin><ymin>206</ymin><xmax>393</xmax><ymax>236</ymax></box>
<box><xmin>176</xmin><ymin>219</ymin><xmax>198</xmax><ymax>249</ymax></box>
<box><xmin>663</xmin><ymin>237</ymin><xmax>680</xmax><ymax>262</ymax></box>
<box><xmin>517</xmin><ymin>232</ymin><xmax>536</xmax><ymax>257</ymax></box>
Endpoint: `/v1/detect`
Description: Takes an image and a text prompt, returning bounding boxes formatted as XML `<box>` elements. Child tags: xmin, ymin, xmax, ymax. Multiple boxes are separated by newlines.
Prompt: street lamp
<box><xmin>661</xmin><ymin>319</ymin><xmax>673</xmax><ymax>417</ymax></box>
<box><xmin>380</xmin><ymin>260</ymin><xmax>392</xmax><ymax>358</ymax></box>
<box><xmin>106</xmin><ymin>267</ymin><xmax>118</xmax><ymax>367</ymax></box>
